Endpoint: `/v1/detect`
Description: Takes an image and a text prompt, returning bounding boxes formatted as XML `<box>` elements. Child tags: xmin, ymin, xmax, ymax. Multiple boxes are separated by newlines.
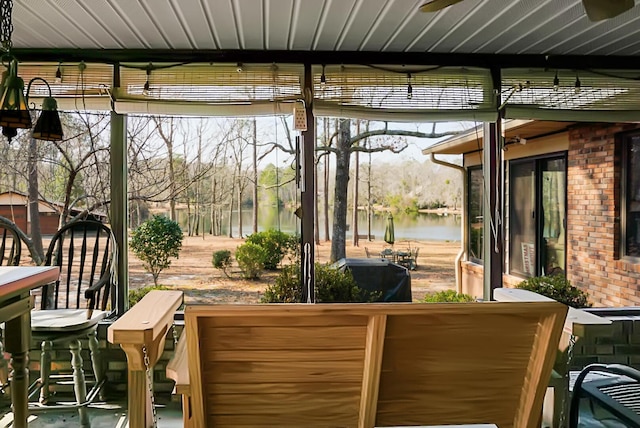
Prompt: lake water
<box><xmin>200</xmin><ymin>208</ymin><xmax>461</xmax><ymax>242</ymax></box>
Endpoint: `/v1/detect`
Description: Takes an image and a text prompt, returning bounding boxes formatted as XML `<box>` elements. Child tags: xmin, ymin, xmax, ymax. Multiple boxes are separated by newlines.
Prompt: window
<box><xmin>622</xmin><ymin>132</ymin><xmax>640</xmax><ymax>258</ymax></box>
<box><xmin>468</xmin><ymin>167</ymin><xmax>483</xmax><ymax>263</ymax></box>
<box><xmin>509</xmin><ymin>155</ymin><xmax>566</xmax><ymax>278</ymax></box>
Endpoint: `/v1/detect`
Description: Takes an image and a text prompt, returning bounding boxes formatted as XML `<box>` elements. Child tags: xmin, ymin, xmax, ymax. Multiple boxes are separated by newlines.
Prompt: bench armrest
<box><xmin>166</xmin><ymin>331</ymin><xmax>190</xmax><ymax>395</ymax></box>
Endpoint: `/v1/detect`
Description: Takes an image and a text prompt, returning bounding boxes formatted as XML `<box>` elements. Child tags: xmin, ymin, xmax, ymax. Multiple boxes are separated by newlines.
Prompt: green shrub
<box><xmin>261</xmin><ymin>263</ymin><xmax>380</xmax><ymax>303</ymax></box>
<box><xmin>261</xmin><ymin>264</ymin><xmax>301</xmax><ymax>303</ymax></box>
<box><xmin>245</xmin><ymin>230</ymin><xmax>298</xmax><ymax>270</ymax></box>
<box><xmin>212</xmin><ymin>250</ymin><xmax>232</xmax><ymax>278</ymax></box>
<box><xmin>129</xmin><ymin>284</ymin><xmax>171</xmax><ymax>307</ymax></box>
<box><xmin>422</xmin><ymin>289</ymin><xmax>475</xmax><ymax>303</ymax></box>
<box><xmin>516</xmin><ymin>275</ymin><xmax>591</xmax><ymax>308</ymax></box>
<box><xmin>235</xmin><ymin>242</ymin><xmax>267</xmax><ymax>279</ymax></box>
<box><xmin>130</xmin><ymin>215</ymin><xmax>183</xmax><ymax>286</ymax></box>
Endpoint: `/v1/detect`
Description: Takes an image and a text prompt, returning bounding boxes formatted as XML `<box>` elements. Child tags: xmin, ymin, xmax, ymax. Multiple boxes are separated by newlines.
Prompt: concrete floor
<box><xmin>0</xmin><ymin>396</ymin><xmax>183</xmax><ymax>428</ymax></box>
<box><xmin>0</xmin><ymin>392</ymin><xmax>630</xmax><ymax>427</ymax></box>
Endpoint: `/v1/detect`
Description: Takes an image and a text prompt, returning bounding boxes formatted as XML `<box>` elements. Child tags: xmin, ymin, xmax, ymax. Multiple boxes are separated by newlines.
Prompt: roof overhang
<box><xmin>422</xmin><ymin>119</ymin><xmax>578</xmax><ymax>155</ymax></box>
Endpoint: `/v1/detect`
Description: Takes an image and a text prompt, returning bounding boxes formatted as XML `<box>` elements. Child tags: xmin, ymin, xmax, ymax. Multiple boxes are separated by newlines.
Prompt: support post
<box><xmin>111</xmin><ymin>109</ymin><xmax>128</xmax><ymax>315</ymax></box>
<box><xmin>301</xmin><ymin>63</ymin><xmax>315</xmax><ymax>303</ymax></box>
<box><xmin>482</xmin><ymin>67</ymin><xmax>503</xmax><ymax>301</ymax></box>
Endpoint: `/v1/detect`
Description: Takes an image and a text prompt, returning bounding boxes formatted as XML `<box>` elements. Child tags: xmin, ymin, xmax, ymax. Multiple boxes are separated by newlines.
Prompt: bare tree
<box><xmin>153</xmin><ymin>117</ymin><xmax>178</xmax><ymax>221</ymax></box>
<box><xmin>321</xmin><ymin>120</ymin><xmax>466</xmax><ymax>262</ymax></box>
<box><xmin>252</xmin><ymin>118</ymin><xmax>258</xmax><ymax>233</ymax></box>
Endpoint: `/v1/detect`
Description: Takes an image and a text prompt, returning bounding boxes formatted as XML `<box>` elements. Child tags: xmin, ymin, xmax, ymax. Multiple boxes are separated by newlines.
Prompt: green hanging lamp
<box><xmin>0</xmin><ymin>59</ymin><xmax>32</xmax><ymax>129</ymax></box>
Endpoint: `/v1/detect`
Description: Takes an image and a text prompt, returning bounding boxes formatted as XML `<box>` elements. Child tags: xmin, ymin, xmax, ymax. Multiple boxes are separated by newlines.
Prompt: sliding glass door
<box><xmin>509</xmin><ymin>155</ymin><xmax>566</xmax><ymax>278</ymax></box>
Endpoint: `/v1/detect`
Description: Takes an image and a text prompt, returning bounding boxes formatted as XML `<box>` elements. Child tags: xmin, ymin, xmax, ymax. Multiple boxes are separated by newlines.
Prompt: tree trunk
<box><xmin>330</xmin><ymin>119</ymin><xmax>351</xmax><ymax>262</ymax></box>
<box><xmin>195</xmin><ymin>131</ymin><xmax>202</xmax><ymax>236</ymax></box>
<box><xmin>228</xmin><ymin>180</ymin><xmax>235</xmax><ymax>238</ymax></box>
<box><xmin>367</xmin><ymin>135</ymin><xmax>373</xmax><ymax>241</ymax></box>
<box><xmin>252</xmin><ymin>118</ymin><xmax>258</xmax><ymax>234</ymax></box>
<box><xmin>314</xmin><ymin>145</ymin><xmax>320</xmax><ymax>245</ymax></box>
<box><xmin>210</xmin><ymin>177</ymin><xmax>216</xmax><ymax>235</ymax></box>
<box><xmin>237</xmin><ymin>182</ymin><xmax>243</xmax><ymax>238</ymax></box>
<box><xmin>27</xmin><ymin>136</ymin><xmax>44</xmax><ymax>262</ymax></box>
<box><xmin>352</xmin><ymin>121</ymin><xmax>360</xmax><ymax>247</ymax></box>
<box><xmin>324</xmin><ymin>119</ymin><xmax>331</xmax><ymax>242</ymax></box>
<box><xmin>167</xmin><ymin>135</ymin><xmax>177</xmax><ymax>221</ymax></box>
<box><xmin>186</xmin><ymin>199</ymin><xmax>192</xmax><ymax>236</ymax></box>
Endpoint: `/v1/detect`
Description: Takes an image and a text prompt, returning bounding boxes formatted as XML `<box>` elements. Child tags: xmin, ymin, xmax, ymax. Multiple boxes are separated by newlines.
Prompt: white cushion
<box><xmin>31</xmin><ymin>309</ymin><xmax>108</xmax><ymax>332</ymax></box>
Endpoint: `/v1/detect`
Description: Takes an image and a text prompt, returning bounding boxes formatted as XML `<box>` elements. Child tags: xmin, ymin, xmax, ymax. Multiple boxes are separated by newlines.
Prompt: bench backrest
<box><xmin>184</xmin><ymin>302</ymin><xmax>566</xmax><ymax>428</ymax></box>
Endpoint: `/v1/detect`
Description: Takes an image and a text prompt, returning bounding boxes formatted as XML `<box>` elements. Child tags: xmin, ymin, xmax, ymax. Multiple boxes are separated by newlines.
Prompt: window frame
<box><xmin>620</xmin><ymin>130</ymin><xmax>640</xmax><ymax>261</ymax></box>
<box><xmin>467</xmin><ymin>166</ymin><xmax>484</xmax><ymax>264</ymax></box>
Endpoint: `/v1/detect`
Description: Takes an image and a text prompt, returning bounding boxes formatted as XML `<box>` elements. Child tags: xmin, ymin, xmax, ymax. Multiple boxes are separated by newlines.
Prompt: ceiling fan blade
<box><xmin>419</xmin><ymin>0</ymin><xmax>466</xmax><ymax>13</ymax></box>
<box><xmin>582</xmin><ymin>0</ymin><xmax>635</xmax><ymax>21</ymax></box>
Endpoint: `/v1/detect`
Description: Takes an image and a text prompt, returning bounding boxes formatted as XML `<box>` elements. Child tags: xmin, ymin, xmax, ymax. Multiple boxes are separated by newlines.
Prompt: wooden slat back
<box><xmin>40</xmin><ymin>220</ymin><xmax>113</xmax><ymax>311</ymax></box>
<box><xmin>184</xmin><ymin>302</ymin><xmax>566</xmax><ymax>428</ymax></box>
<box><xmin>0</xmin><ymin>224</ymin><xmax>21</xmax><ymax>266</ymax></box>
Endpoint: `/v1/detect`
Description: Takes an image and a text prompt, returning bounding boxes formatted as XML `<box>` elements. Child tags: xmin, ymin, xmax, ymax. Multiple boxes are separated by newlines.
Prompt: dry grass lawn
<box><xmin>128</xmin><ymin>235</ymin><xmax>460</xmax><ymax>303</ymax></box>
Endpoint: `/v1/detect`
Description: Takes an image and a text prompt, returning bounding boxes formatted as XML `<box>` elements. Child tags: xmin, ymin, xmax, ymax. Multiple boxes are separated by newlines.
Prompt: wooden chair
<box><xmin>29</xmin><ymin>219</ymin><xmax>115</xmax><ymax>425</ymax></box>
<box><xmin>0</xmin><ymin>221</ymin><xmax>23</xmax><ymax>396</ymax></box>
<box><xmin>0</xmin><ymin>221</ymin><xmax>22</xmax><ymax>267</ymax></box>
<box><xmin>162</xmin><ymin>300</ymin><xmax>566</xmax><ymax>428</ymax></box>
<box><xmin>411</xmin><ymin>247</ymin><xmax>420</xmax><ymax>268</ymax></box>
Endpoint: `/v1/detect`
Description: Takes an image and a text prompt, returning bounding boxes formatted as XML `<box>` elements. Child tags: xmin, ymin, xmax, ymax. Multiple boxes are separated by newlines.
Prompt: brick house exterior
<box><xmin>427</xmin><ymin>121</ymin><xmax>640</xmax><ymax>308</ymax></box>
<box><xmin>567</xmin><ymin>123</ymin><xmax>640</xmax><ymax>307</ymax></box>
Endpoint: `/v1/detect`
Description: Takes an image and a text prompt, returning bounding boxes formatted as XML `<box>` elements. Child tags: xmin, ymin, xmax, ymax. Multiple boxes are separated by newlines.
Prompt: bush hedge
<box><xmin>262</xmin><ymin>263</ymin><xmax>380</xmax><ymax>303</ymax></box>
<box><xmin>516</xmin><ymin>274</ymin><xmax>591</xmax><ymax>308</ymax></box>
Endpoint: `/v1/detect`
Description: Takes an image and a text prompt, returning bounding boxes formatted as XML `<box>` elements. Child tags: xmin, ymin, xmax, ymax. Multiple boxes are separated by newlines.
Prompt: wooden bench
<box><xmin>164</xmin><ymin>300</ymin><xmax>566</xmax><ymax>428</ymax></box>
<box><xmin>107</xmin><ymin>290</ymin><xmax>183</xmax><ymax>428</ymax></box>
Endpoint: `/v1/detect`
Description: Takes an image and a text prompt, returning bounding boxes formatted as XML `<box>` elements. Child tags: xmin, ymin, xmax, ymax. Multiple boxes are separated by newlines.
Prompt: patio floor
<box><xmin>0</xmin><ymin>395</ymin><xmax>183</xmax><ymax>428</ymax></box>
<box><xmin>0</xmin><ymin>391</ymin><xmax>630</xmax><ymax>427</ymax></box>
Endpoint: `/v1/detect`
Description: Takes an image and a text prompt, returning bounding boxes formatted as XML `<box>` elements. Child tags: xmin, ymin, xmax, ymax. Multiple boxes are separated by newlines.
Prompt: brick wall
<box><xmin>567</xmin><ymin>123</ymin><xmax>640</xmax><ymax>307</ymax></box>
<box><xmin>569</xmin><ymin>308</ymin><xmax>640</xmax><ymax>371</ymax></box>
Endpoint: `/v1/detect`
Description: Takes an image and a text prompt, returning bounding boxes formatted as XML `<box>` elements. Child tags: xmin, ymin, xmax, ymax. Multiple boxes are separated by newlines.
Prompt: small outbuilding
<box><xmin>0</xmin><ymin>191</ymin><xmax>106</xmax><ymax>235</ymax></box>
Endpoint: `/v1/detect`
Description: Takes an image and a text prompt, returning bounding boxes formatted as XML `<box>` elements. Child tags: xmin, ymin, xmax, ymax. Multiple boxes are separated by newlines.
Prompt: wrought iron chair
<box><xmin>29</xmin><ymin>219</ymin><xmax>115</xmax><ymax>425</ymax></box>
<box><xmin>0</xmin><ymin>221</ymin><xmax>23</xmax><ymax>397</ymax></box>
<box><xmin>411</xmin><ymin>247</ymin><xmax>420</xmax><ymax>269</ymax></box>
<box><xmin>569</xmin><ymin>363</ymin><xmax>640</xmax><ymax>428</ymax></box>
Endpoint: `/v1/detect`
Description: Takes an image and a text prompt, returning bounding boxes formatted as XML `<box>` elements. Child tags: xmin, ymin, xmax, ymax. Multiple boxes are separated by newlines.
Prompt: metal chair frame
<box><xmin>569</xmin><ymin>363</ymin><xmax>640</xmax><ymax>428</ymax></box>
